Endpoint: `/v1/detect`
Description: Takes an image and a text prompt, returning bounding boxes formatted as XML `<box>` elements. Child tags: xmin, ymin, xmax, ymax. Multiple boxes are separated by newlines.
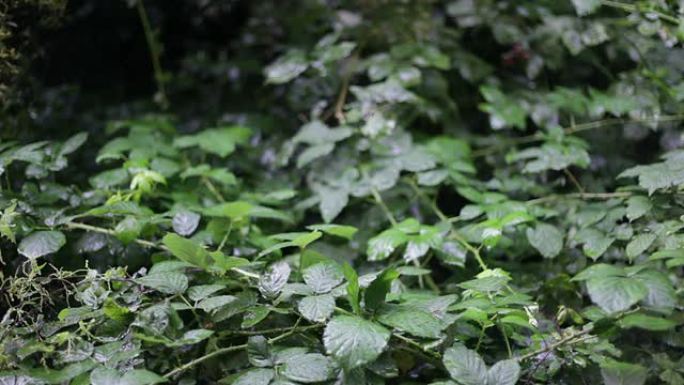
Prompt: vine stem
<box><xmin>516</xmin><ymin>327</ymin><xmax>594</xmax><ymax>361</ymax></box>
<box><xmin>218</xmin><ymin>323</ymin><xmax>323</xmax><ymax>338</ymax></box>
<box><xmin>202</xmin><ymin>177</ymin><xmax>225</xmax><ymax>203</ymax></box>
<box><xmin>62</xmin><ymin>221</ymin><xmax>260</xmax><ymax>279</ymax></box>
<box><xmin>370</xmin><ymin>185</ymin><xmax>398</xmax><ymax>226</ymax></box>
<box><xmin>164</xmin><ymin>318</ymin><xmax>313</xmax><ymax>379</ymax></box>
<box><xmin>525</xmin><ymin>191</ymin><xmax>632</xmax><ymax>205</ymax></box>
<box><xmin>472</xmin><ymin>115</ymin><xmax>684</xmax><ymax>158</ymax></box>
<box><xmin>599</xmin><ymin>0</ymin><xmax>681</xmax><ymax>25</ymax></box>
<box><xmin>163</xmin><ymin>343</ymin><xmax>247</xmax><ymax>379</ymax></box>
<box><xmin>406</xmin><ymin>178</ymin><xmax>488</xmax><ymax>271</ymax></box>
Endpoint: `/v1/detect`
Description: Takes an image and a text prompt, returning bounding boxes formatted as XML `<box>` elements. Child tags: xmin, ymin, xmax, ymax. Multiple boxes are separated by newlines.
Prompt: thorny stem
<box><xmin>62</xmin><ymin>221</ymin><xmax>260</xmax><ymax>279</ymax></box>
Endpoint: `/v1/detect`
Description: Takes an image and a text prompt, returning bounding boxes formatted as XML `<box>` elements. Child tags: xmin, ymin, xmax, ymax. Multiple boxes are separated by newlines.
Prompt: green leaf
<box><xmin>264</xmin><ymin>50</ymin><xmax>308</xmax><ymax>84</ymax></box>
<box><xmin>303</xmin><ymin>262</ymin><xmax>344</xmax><ymax>293</ymax></box>
<box><xmin>367</xmin><ymin>228</ymin><xmax>407</xmax><ymax>261</ymax></box>
<box><xmin>172</xmin><ymin>210</ymin><xmax>200</xmax><ymax>236</ymax></box>
<box><xmin>174</xmin><ymin>126</ymin><xmax>251</xmax><ymax>157</ymax></box>
<box><xmin>458</xmin><ymin>276</ymin><xmax>509</xmax><ymax>293</ymax></box>
<box><xmin>572</xmin><ymin>263</ymin><xmax>624</xmax><ymax>281</ymax></box>
<box><xmin>27</xmin><ymin>360</ymin><xmax>96</xmax><ymax>383</ymax></box>
<box><xmin>90</xmin><ymin>368</ymin><xmax>164</xmax><ymax>385</ymax></box>
<box><xmin>600</xmin><ymin>361</ymin><xmax>647</xmax><ymax>385</ymax></box>
<box><xmin>18</xmin><ymin>231</ymin><xmax>66</xmax><ymax>259</ymax></box>
<box><xmin>487</xmin><ymin>359</ymin><xmax>521</xmax><ymax>385</ymax></box>
<box><xmin>571</xmin><ymin>0</ymin><xmax>601</xmax><ymax>16</ymax></box>
<box><xmin>576</xmin><ymin>228</ymin><xmax>614</xmax><ymax>260</ymax></box>
<box><xmin>307</xmin><ymin>224</ymin><xmax>358</xmax><ymax>239</ymax></box>
<box><xmin>626</xmin><ymin>196</ymin><xmax>651</xmax><ymax>222</ymax></box>
<box><xmin>619</xmin><ymin>152</ymin><xmax>684</xmax><ymax>195</ymax></box>
<box><xmin>479</xmin><ymin>85</ymin><xmax>526</xmax><ymax>130</ymax></box>
<box><xmin>297</xmin><ymin>142</ymin><xmax>334</xmax><ymax>168</ymax></box>
<box><xmin>626</xmin><ymin>233</ymin><xmax>656</xmax><ymax>260</ymax></box>
<box><xmin>317</xmin><ymin>186</ymin><xmax>349</xmax><ymax>223</ymax></box>
<box><xmin>377</xmin><ymin>305</ymin><xmax>442</xmax><ymax>338</ymax></box>
<box><xmin>162</xmin><ymin>233</ymin><xmax>212</xmax><ymax>270</ymax></box>
<box><xmin>247</xmin><ymin>336</ymin><xmax>272</xmax><ymax>367</ymax></box>
<box><xmin>291</xmin><ymin>231</ymin><xmax>322</xmax><ymax>248</ymax></box>
<box><xmin>232</xmin><ymin>368</ymin><xmax>275</xmax><ymax>385</ymax></box>
<box><xmin>526</xmin><ymin>223</ymin><xmax>563</xmax><ymax>259</ymax></box>
<box><xmin>258</xmin><ymin>262</ymin><xmax>291</xmax><ymax>298</ymax></box>
<box><xmin>135</xmin><ymin>272</ymin><xmax>188</xmax><ymax>294</ymax></box>
<box><xmin>364</xmin><ymin>268</ymin><xmax>399</xmax><ymax>311</ymax></box>
<box><xmin>59</xmin><ymin>132</ymin><xmax>88</xmax><ymax>156</ymax></box>
<box><xmin>619</xmin><ymin>313</ymin><xmax>677</xmax><ymax>331</ymax></box>
<box><xmin>298</xmin><ymin>294</ymin><xmax>335</xmax><ymax>323</ymax></box>
<box><xmin>323</xmin><ymin>315</ymin><xmax>391</xmax><ymax>369</ymax></box>
<box><xmin>187</xmin><ymin>284</ymin><xmax>225</xmax><ymax>302</ymax></box>
<box><xmin>281</xmin><ymin>353</ymin><xmax>334</xmax><ymax>383</ymax></box>
<box><xmin>586</xmin><ymin>276</ymin><xmax>647</xmax><ymax>314</ymax></box>
<box><xmin>114</xmin><ymin>216</ymin><xmax>142</xmax><ymax>244</ymax></box>
<box><xmin>632</xmin><ymin>270</ymin><xmax>676</xmax><ymax>314</ymax></box>
<box><xmin>342</xmin><ymin>263</ymin><xmax>361</xmax><ymax>315</ymax></box>
<box><xmin>197</xmin><ymin>295</ymin><xmax>237</xmax><ymax>312</ymax></box>
<box><xmin>443</xmin><ymin>344</ymin><xmax>487</xmax><ymax>385</ymax></box>
<box><xmin>242</xmin><ymin>306</ymin><xmax>271</xmax><ymax>328</ymax></box>
<box><xmin>204</xmin><ymin>201</ymin><xmax>253</xmax><ymax>219</ymax></box>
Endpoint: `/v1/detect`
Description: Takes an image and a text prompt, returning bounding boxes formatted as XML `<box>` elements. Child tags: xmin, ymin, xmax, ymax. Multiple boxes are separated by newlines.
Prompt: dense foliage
<box><xmin>2</xmin><ymin>1</ymin><xmax>684</xmax><ymax>384</ymax></box>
